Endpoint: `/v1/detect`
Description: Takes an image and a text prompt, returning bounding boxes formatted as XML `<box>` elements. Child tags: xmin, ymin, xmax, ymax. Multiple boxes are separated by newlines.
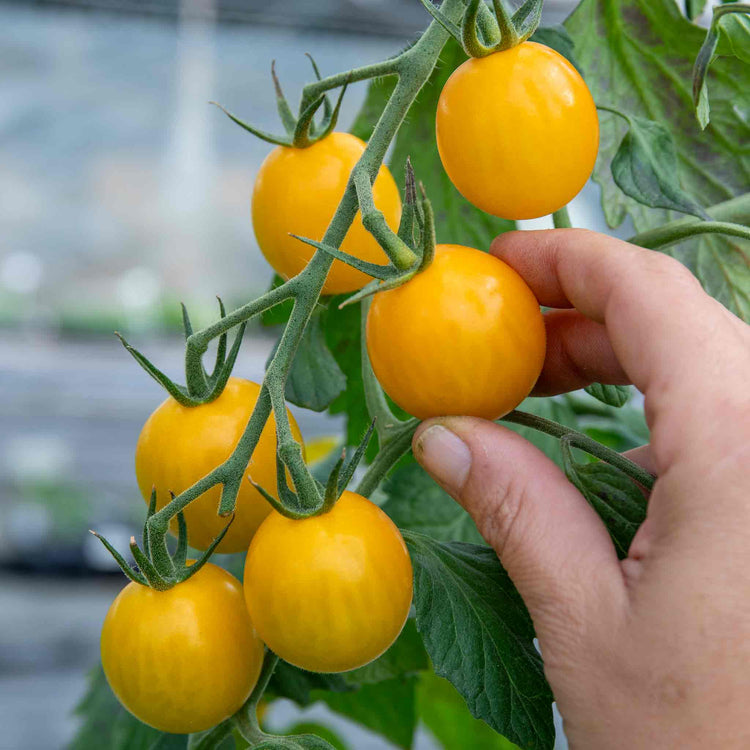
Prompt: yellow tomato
<box><xmin>101</xmin><ymin>563</ymin><xmax>264</xmax><ymax>734</ymax></box>
<box><xmin>366</xmin><ymin>244</ymin><xmax>546</xmax><ymax>420</ymax></box>
<box><xmin>243</xmin><ymin>491</ymin><xmax>413</xmax><ymax>673</ymax></box>
<box><xmin>436</xmin><ymin>42</ymin><xmax>599</xmax><ymax>220</ymax></box>
<box><xmin>252</xmin><ymin>132</ymin><xmax>402</xmax><ymax>295</ymax></box>
<box><xmin>135</xmin><ymin>377</ymin><xmax>304</xmax><ymax>553</ymax></box>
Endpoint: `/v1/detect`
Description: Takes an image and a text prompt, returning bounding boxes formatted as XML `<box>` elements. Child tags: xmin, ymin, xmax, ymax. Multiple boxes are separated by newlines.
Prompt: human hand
<box><xmin>412</xmin><ymin>229</ymin><xmax>750</xmax><ymax>748</ymax></box>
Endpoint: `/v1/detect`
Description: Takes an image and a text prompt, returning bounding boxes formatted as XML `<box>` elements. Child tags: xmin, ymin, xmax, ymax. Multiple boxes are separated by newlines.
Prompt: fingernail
<box><xmin>415</xmin><ymin>424</ymin><xmax>471</xmax><ymax>492</ymax></box>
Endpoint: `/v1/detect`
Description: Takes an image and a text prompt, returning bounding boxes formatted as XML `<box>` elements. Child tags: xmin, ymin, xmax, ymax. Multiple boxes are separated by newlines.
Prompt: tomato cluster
<box><xmin>101</xmin><ymin>39</ymin><xmax>594</xmax><ymax>735</ymax></box>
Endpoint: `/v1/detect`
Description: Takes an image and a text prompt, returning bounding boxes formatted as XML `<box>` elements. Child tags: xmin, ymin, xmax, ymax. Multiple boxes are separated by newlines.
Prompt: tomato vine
<box><xmin>82</xmin><ymin>0</ymin><xmax>750</xmax><ymax>748</ymax></box>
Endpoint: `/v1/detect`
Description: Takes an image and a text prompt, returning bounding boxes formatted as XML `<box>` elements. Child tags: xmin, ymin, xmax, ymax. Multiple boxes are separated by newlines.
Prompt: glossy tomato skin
<box><xmin>243</xmin><ymin>491</ymin><xmax>413</xmax><ymax>673</ymax></box>
<box><xmin>366</xmin><ymin>244</ymin><xmax>545</xmax><ymax>420</ymax></box>
<box><xmin>101</xmin><ymin>563</ymin><xmax>264</xmax><ymax>734</ymax></box>
<box><xmin>135</xmin><ymin>377</ymin><xmax>303</xmax><ymax>553</ymax></box>
<box><xmin>436</xmin><ymin>42</ymin><xmax>599</xmax><ymax>220</ymax></box>
<box><xmin>252</xmin><ymin>132</ymin><xmax>402</xmax><ymax>295</ymax></box>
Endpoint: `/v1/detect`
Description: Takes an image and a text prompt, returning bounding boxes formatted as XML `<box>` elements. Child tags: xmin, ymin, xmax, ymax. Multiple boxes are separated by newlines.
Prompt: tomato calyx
<box><xmin>211</xmin><ymin>55</ymin><xmax>350</xmax><ymax>149</ymax></box>
<box><xmin>250</xmin><ymin>419</ymin><xmax>376</xmax><ymax>520</ymax></box>
<box><xmin>418</xmin><ymin>0</ymin><xmax>542</xmax><ymax>57</ymax></box>
<box><xmin>292</xmin><ymin>159</ymin><xmax>437</xmax><ymax>310</ymax></box>
<box><xmin>91</xmin><ymin>487</ymin><xmax>234</xmax><ymax>590</ymax></box>
<box><xmin>117</xmin><ymin>297</ymin><xmax>246</xmax><ymax>408</ymax></box>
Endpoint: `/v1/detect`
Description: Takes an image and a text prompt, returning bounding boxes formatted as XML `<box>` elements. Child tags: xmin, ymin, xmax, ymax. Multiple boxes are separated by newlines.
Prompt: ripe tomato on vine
<box><xmin>436</xmin><ymin>42</ymin><xmax>599</xmax><ymax>220</ymax></box>
<box><xmin>367</xmin><ymin>243</ymin><xmax>546</xmax><ymax>420</ymax></box>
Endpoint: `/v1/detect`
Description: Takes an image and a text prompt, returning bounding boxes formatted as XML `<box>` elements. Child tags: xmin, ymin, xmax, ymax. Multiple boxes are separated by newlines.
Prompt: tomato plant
<box><xmin>101</xmin><ymin>562</ymin><xmax>264</xmax><ymax>734</ymax></box>
<box><xmin>79</xmin><ymin>0</ymin><xmax>749</xmax><ymax>749</ymax></box>
<box><xmin>367</xmin><ymin>243</ymin><xmax>546</xmax><ymax>420</ymax></box>
<box><xmin>135</xmin><ymin>377</ymin><xmax>304</xmax><ymax>553</ymax></box>
<box><xmin>436</xmin><ymin>41</ymin><xmax>599</xmax><ymax>220</ymax></box>
<box><xmin>244</xmin><ymin>491</ymin><xmax>413</xmax><ymax>673</ymax></box>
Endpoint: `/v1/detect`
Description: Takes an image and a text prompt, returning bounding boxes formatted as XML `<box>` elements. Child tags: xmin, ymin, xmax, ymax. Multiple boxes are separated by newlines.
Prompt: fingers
<box><xmin>491</xmin><ymin>229</ymin><xmax>729</xmax><ymax>395</ymax></box>
<box><xmin>623</xmin><ymin>445</ymin><xmax>656</xmax><ymax>475</ymax></box>
<box><xmin>413</xmin><ymin>417</ymin><xmax>626</xmax><ymax>640</ymax></box>
<box><xmin>492</xmin><ymin>228</ymin><xmax>748</xmax><ymax>471</ymax></box>
<box><xmin>533</xmin><ymin>310</ymin><xmax>629</xmax><ymax>396</ymax></box>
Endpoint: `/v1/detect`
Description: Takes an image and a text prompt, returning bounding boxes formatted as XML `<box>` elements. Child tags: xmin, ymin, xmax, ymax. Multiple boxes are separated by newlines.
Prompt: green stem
<box><xmin>357</xmin><ymin>420</ymin><xmax>420</xmax><ymax>498</ymax></box>
<box><xmin>360</xmin><ymin>297</ymin><xmax>403</xmax><ymax>444</ymax></box>
<box><xmin>148</xmin><ymin>0</ymin><xmax>466</xmax><ymax>530</ymax></box>
<box><xmin>501</xmin><ymin>409</ymin><xmax>656</xmax><ymax>490</ymax></box>
<box><xmin>713</xmin><ymin>3</ymin><xmax>750</xmax><ymax>21</ymax></box>
<box><xmin>232</xmin><ymin>651</ymin><xmax>280</xmax><ymax>742</ymax></box>
<box><xmin>552</xmin><ymin>206</ymin><xmax>572</xmax><ymax>229</ymax></box>
<box><xmin>629</xmin><ymin>220</ymin><xmax>750</xmax><ymax>250</ymax></box>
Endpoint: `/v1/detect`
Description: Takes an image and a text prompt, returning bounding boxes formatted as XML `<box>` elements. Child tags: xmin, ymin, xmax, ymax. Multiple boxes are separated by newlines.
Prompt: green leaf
<box><xmin>718</xmin><ymin>13</ymin><xmax>750</xmax><ymax>63</ymax></box>
<box><xmin>387</xmin><ymin>37</ymin><xmax>516</xmax><ymax>248</ymax></box>
<box><xmin>566</xmin><ymin>0</ymin><xmax>750</xmax><ymax>320</ymax></box>
<box><xmin>692</xmin><ymin>25</ymin><xmax>721</xmax><ymax>129</ymax></box>
<box><xmin>381</xmin><ymin>463</ymin><xmax>484</xmax><ymax>543</ymax></box>
<box><xmin>317</xmin><ymin>678</ymin><xmax>417</xmax><ymax>750</ymax></box>
<box><xmin>277</xmin><ymin>724</ymin><xmax>347</xmax><ymax>750</ymax></box>
<box><xmin>261</xmin><ymin>275</ymin><xmax>294</xmax><ymax>327</ymax></box>
<box><xmin>253</xmin><ymin>734</ymin><xmax>335</xmax><ymax>750</ymax></box>
<box><xmin>322</xmin><ymin>299</ymin><xmax>375</xmax><ymax>452</ymax></box>
<box><xmin>685</xmin><ymin>0</ymin><xmax>708</xmax><ymax>20</ymax></box>
<box><xmin>282</xmin><ymin>314</ymin><xmax>346</xmax><ymax>412</ymax></box>
<box><xmin>529</xmin><ymin>25</ymin><xmax>580</xmax><ymax>71</ymax></box>
<box><xmin>583</xmin><ymin>383</ymin><xmax>632</xmax><ymax>408</ymax></box>
<box><xmin>419</xmin><ymin>672</ymin><xmax>521</xmax><ymax>750</ymax></box>
<box><xmin>266</xmin><ymin>661</ymin><xmax>351</xmax><ymax>707</ymax></box>
<box><xmin>561</xmin><ymin>441</ymin><xmax>648</xmax><ymax>558</ymax></box>
<box><xmin>344</xmin><ymin>619</ymin><xmax>429</xmax><ymax>686</ymax></box>
<box><xmin>404</xmin><ymin>532</ymin><xmax>555</xmax><ymax>750</ymax></box>
<box><xmin>70</xmin><ymin>666</ymin><xmax>188</xmax><ymax>750</ymax></box>
<box><xmin>610</xmin><ymin>114</ymin><xmax>708</xmax><ymax>219</ymax></box>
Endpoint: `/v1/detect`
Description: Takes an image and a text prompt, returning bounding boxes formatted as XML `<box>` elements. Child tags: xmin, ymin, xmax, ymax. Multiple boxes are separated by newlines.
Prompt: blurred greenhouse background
<box><xmin>0</xmin><ymin>0</ymin><xmax>711</xmax><ymax>747</ymax></box>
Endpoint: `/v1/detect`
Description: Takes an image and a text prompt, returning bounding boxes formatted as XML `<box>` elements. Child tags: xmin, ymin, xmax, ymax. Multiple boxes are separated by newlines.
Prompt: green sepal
<box><xmin>289</xmin><ymin>234</ymin><xmax>397</xmax><ymax>281</ymax></box>
<box><xmin>175</xmin><ymin>511</ymin><xmax>188</xmax><ymax>567</ymax></box>
<box><xmin>181</xmin><ymin>302</ymin><xmax>194</xmax><ymax>340</ymax></box>
<box><xmin>397</xmin><ymin>158</ymin><xmax>420</xmax><ymax>247</ymax></box>
<box><xmin>130</xmin><ymin>536</ymin><xmax>171</xmax><ymax>590</ymax></box>
<box><xmin>248</xmin><ymin>476</ymin><xmax>310</xmax><ymax>520</ymax></box>
<box><xmin>181</xmin><ymin>515</ymin><xmax>235</xmax><ymax>582</ymax></box>
<box><xmin>305</xmin><ymin>53</ymin><xmax>333</xmax><ymax>124</ymax></box>
<box><xmin>416</xmin><ymin>0</ymin><xmax>462</xmax><ymax>43</ymax></box>
<box><xmin>338</xmin><ymin>419</ymin><xmax>377</xmax><ymax>495</ymax></box>
<box><xmin>142</xmin><ymin>486</ymin><xmax>157</xmax><ymax>553</ymax></box>
<box><xmin>210</xmin><ymin>297</ymin><xmax>228</xmax><ymax>382</ymax></box>
<box><xmin>271</xmin><ymin>60</ymin><xmax>298</xmax><ymax>136</ymax></box>
<box><xmin>210</xmin><ymin>101</ymin><xmax>292</xmax><ymax>147</ymax></box>
<box><xmin>511</xmin><ymin>0</ymin><xmax>544</xmax><ymax>40</ymax></box>
<box><xmin>204</xmin><ymin>321</ymin><xmax>247</xmax><ymax>398</ymax></box>
<box><xmin>293</xmin><ymin>77</ymin><xmax>349</xmax><ymax>148</ymax></box>
<box><xmin>89</xmin><ymin>530</ymin><xmax>146</xmax><ymax>586</ymax></box>
<box><xmin>462</xmin><ymin>0</ymin><xmax>495</xmax><ymax>58</ymax></box>
<box><xmin>115</xmin><ymin>332</ymin><xmax>193</xmax><ymax>406</ymax></box>
<box><xmin>322</xmin><ymin>450</ymin><xmax>346</xmax><ymax>511</ymax></box>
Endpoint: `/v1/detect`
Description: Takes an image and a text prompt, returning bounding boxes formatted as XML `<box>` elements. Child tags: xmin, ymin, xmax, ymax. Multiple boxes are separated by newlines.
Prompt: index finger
<box><xmin>491</xmin><ymin>229</ymin><xmax>749</xmax><ymax>469</ymax></box>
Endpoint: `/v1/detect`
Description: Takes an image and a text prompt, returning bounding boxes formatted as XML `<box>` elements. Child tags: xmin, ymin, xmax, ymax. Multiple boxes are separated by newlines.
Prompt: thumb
<box><xmin>413</xmin><ymin>417</ymin><xmax>626</xmax><ymax>640</ymax></box>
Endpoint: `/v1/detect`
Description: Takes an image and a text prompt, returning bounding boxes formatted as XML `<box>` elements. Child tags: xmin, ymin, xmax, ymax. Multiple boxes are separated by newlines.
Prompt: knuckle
<box><xmin>473</xmin><ymin>472</ymin><xmax>533</xmax><ymax>560</ymax></box>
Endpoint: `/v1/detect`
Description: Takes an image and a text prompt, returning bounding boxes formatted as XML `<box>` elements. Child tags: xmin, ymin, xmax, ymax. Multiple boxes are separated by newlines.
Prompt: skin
<box><xmin>413</xmin><ymin>229</ymin><xmax>750</xmax><ymax>748</ymax></box>
<box><xmin>243</xmin><ymin>491</ymin><xmax>413</xmax><ymax>673</ymax></box>
<box><xmin>367</xmin><ymin>243</ymin><xmax>546</xmax><ymax>420</ymax></box>
<box><xmin>101</xmin><ymin>563</ymin><xmax>264</xmax><ymax>734</ymax></box>
<box><xmin>252</xmin><ymin>131</ymin><xmax>402</xmax><ymax>295</ymax></box>
<box><xmin>135</xmin><ymin>377</ymin><xmax>304</xmax><ymax>553</ymax></box>
<box><xmin>436</xmin><ymin>42</ymin><xmax>599</xmax><ymax>220</ymax></box>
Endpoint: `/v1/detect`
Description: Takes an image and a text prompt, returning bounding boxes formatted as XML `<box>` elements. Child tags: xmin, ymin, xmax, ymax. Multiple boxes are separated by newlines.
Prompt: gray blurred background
<box><xmin>0</xmin><ymin>0</ymin><xmax>710</xmax><ymax>747</ymax></box>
